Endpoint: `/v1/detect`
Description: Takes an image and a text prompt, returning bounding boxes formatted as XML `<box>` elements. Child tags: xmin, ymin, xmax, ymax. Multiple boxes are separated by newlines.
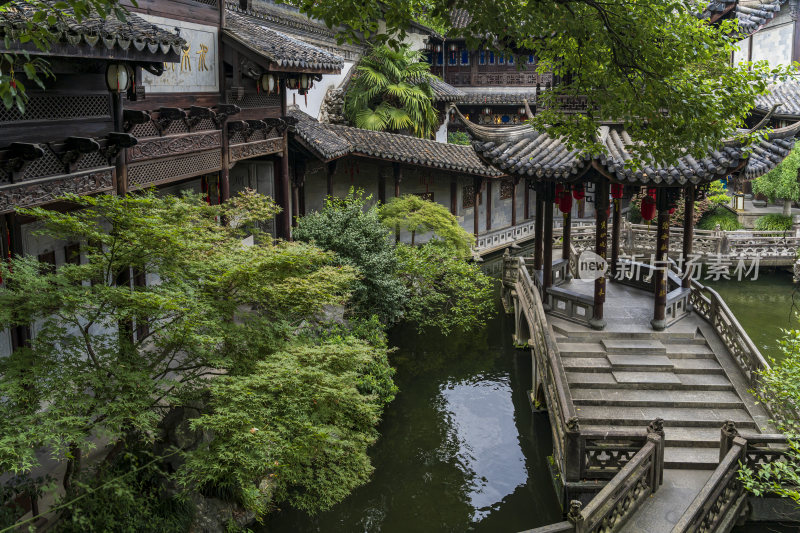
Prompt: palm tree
<box><xmin>344</xmin><ymin>44</ymin><xmax>440</xmax><ymax>138</ymax></box>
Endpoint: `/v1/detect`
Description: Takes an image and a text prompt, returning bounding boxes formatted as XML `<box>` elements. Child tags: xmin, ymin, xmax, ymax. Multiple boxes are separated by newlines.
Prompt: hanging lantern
<box><xmin>518</xmin><ymin>107</ymin><xmax>526</xmax><ymax>116</ymax></box>
<box><xmin>572</xmin><ymin>184</ymin><xmax>585</xmax><ymax>201</ymax></box>
<box><xmin>554</xmin><ymin>183</ymin><xmax>563</xmax><ymax>203</ymax></box>
<box><xmin>558</xmin><ymin>190</ymin><xmax>573</xmax><ymax>215</ymax></box>
<box><xmin>647</xmin><ymin>187</ymin><xmax>657</xmax><ymax>199</ymax></box>
<box><xmin>299</xmin><ymin>74</ymin><xmax>312</xmax><ymax>90</ymax></box>
<box><xmin>435</xmin><ymin>44</ymin><xmax>442</xmax><ymax>53</ymax></box>
<box><xmin>105</xmin><ymin>63</ymin><xmax>132</xmax><ymax>93</ymax></box>
<box><xmin>483</xmin><ymin>107</ymin><xmax>492</xmax><ymax>115</ymax></box>
<box><xmin>669</xmin><ymin>206</ymin><xmax>676</xmax><ymax>215</ymax></box>
<box><xmin>641</xmin><ymin>195</ymin><xmax>657</xmax><ymax>221</ymax></box>
<box><xmin>286</xmin><ymin>77</ymin><xmax>299</xmax><ymax>90</ymax></box>
<box><xmin>260</xmin><ymin>73</ymin><xmax>277</xmax><ymax>94</ymax></box>
<box><xmin>611</xmin><ymin>183</ymin><xmax>624</xmax><ymax>199</ymax></box>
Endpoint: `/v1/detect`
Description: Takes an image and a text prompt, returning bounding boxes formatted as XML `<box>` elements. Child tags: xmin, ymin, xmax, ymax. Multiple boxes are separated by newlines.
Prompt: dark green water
<box><xmin>707</xmin><ymin>270</ymin><xmax>799</xmax><ymax>362</ymax></box>
<box><xmin>264</xmin><ymin>287</ymin><xmax>561</xmax><ymax>532</ymax></box>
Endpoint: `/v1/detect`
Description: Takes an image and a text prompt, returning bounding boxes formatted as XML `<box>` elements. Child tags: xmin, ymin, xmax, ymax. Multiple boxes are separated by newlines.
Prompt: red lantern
<box><xmin>572</xmin><ymin>184</ymin><xmax>585</xmax><ymax>201</ymax></box>
<box><xmin>647</xmin><ymin>187</ymin><xmax>656</xmax><ymax>199</ymax></box>
<box><xmin>554</xmin><ymin>183</ymin><xmax>563</xmax><ymax>203</ymax></box>
<box><xmin>669</xmin><ymin>207</ymin><xmax>676</xmax><ymax>215</ymax></box>
<box><xmin>641</xmin><ymin>195</ymin><xmax>656</xmax><ymax>221</ymax></box>
<box><xmin>558</xmin><ymin>190</ymin><xmax>573</xmax><ymax>214</ymax></box>
<box><xmin>611</xmin><ymin>183</ymin><xmax>624</xmax><ymax>199</ymax></box>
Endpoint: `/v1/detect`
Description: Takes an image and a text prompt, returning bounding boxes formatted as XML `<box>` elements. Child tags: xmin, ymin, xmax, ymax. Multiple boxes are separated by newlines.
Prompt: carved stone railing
<box><xmin>672</xmin><ymin>429</ymin><xmax>790</xmax><ymax>533</ymax></box>
<box><xmin>570</xmin><ymin>431</ymin><xmax>664</xmax><ymax>533</ymax></box>
<box><xmin>615</xmin><ymin>260</ymin><xmax>692</xmax><ymax>327</ymax></box>
<box><xmin>475</xmin><ymin>218</ymin><xmax>538</xmax><ymax>253</ymax></box>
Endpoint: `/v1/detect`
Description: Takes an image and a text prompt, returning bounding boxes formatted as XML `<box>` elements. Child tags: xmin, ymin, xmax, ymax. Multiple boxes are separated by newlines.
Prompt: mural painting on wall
<box><xmin>138</xmin><ymin>15</ymin><xmax>219</xmax><ymax>93</ymax></box>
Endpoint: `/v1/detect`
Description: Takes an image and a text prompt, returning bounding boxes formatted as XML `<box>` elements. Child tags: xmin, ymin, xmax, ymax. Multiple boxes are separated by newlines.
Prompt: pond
<box><xmin>706</xmin><ymin>270</ymin><xmax>798</xmax><ymax>362</ymax></box>
<box><xmin>264</xmin><ymin>283</ymin><xmax>562</xmax><ymax>532</ymax></box>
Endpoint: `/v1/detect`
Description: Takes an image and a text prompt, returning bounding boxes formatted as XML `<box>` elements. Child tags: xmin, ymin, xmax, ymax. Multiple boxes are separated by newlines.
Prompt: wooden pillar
<box><xmin>111</xmin><ymin>92</ymin><xmax>127</xmax><ymax>196</ymax></box>
<box><xmin>394</xmin><ymin>163</ymin><xmax>402</xmax><ymax>197</ymax></box>
<box><xmin>652</xmin><ymin>188</ymin><xmax>671</xmax><ymax>331</ymax></box>
<box><xmin>524</xmin><ymin>178</ymin><xmax>530</xmax><ymax>220</ymax></box>
<box><xmin>682</xmin><ymin>186</ymin><xmax>695</xmax><ymax>289</ymax></box>
<box><xmin>326</xmin><ymin>161</ymin><xmax>336</xmax><ymax>197</ymax></box>
<box><xmin>543</xmin><ymin>182</ymin><xmax>554</xmax><ymax>290</ymax></box>
<box><xmin>562</xmin><ymin>207</ymin><xmax>571</xmax><ymax>265</ymax></box>
<box><xmin>4</xmin><ymin>214</ymin><xmax>28</xmax><ymax>351</ymax></box>
<box><xmin>450</xmin><ymin>180</ymin><xmax>457</xmax><ymax>216</ymax></box>
<box><xmin>591</xmin><ymin>179</ymin><xmax>609</xmax><ymax>330</ymax></box>
<box><xmin>278</xmin><ymin>79</ymin><xmax>291</xmax><ymax>240</ymax></box>
<box><xmin>534</xmin><ymin>184</ymin><xmax>544</xmax><ymax>270</ymax></box>
<box><xmin>378</xmin><ymin>171</ymin><xmax>386</xmax><ymax>204</ymax></box>
<box><xmin>485</xmin><ymin>179</ymin><xmax>492</xmax><ymax>231</ymax></box>
<box><xmin>511</xmin><ymin>178</ymin><xmax>519</xmax><ymax>227</ymax></box>
<box><xmin>291</xmin><ymin>160</ymin><xmax>304</xmax><ymax>227</ymax></box>
<box><xmin>473</xmin><ymin>176</ymin><xmax>481</xmax><ymax>237</ymax></box>
<box><xmin>611</xmin><ymin>193</ymin><xmax>621</xmax><ymax>273</ymax></box>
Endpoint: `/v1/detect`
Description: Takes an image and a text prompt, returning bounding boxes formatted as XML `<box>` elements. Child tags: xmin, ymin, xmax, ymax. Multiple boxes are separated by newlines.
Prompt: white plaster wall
<box><xmin>0</xmin><ymin>329</ymin><xmax>11</xmax><ymax>358</ymax></box>
<box><xmin>435</xmin><ymin>115</ymin><xmax>449</xmax><ymax>143</ymax></box>
<box><xmin>733</xmin><ymin>36</ymin><xmax>751</xmax><ymax>66</ymax></box>
<box><xmin>285</xmin><ymin>61</ymin><xmax>355</xmax><ymax>119</ymax></box>
<box><xmin>752</xmin><ymin>23</ymin><xmax>793</xmax><ymax>67</ymax></box>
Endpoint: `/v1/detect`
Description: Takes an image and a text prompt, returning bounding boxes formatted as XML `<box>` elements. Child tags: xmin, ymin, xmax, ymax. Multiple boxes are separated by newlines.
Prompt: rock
<box><xmin>188</xmin><ymin>493</ymin><xmax>256</xmax><ymax>533</ymax></box>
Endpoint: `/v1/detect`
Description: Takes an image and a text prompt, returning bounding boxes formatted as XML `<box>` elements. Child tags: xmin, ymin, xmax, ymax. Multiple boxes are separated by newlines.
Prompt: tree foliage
<box><xmin>739</xmin><ymin>328</ymin><xmax>800</xmax><ymax>504</ymax></box>
<box><xmin>0</xmin><ymin>190</ymin><xmax>398</xmax><ymax>519</ymax></box>
<box><xmin>295</xmin><ymin>189</ymin><xmax>494</xmax><ymax>333</ymax></box>
<box><xmin>753</xmin><ymin>143</ymin><xmax>800</xmax><ymax>204</ymax></box>
<box><xmin>344</xmin><ymin>43</ymin><xmax>440</xmax><ymax>138</ymax></box>
<box><xmin>1</xmin><ymin>0</ymin><xmax>130</xmax><ymax>112</ymax></box>
<box><xmin>294</xmin><ymin>0</ymin><xmax>791</xmax><ymax>165</ymax></box>
<box><xmin>379</xmin><ymin>194</ymin><xmax>474</xmax><ymax>256</ymax></box>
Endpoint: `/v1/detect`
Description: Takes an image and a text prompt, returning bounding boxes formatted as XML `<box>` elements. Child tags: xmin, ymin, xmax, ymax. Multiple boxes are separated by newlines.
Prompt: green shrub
<box><xmin>754</xmin><ymin>213</ymin><xmax>792</xmax><ymax>232</ymax></box>
<box><xmin>447</xmin><ymin>131</ymin><xmax>471</xmax><ymax>145</ymax></box>
<box><xmin>706</xmin><ymin>180</ymin><xmax>730</xmax><ymax>207</ymax></box>
<box><xmin>696</xmin><ymin>206</ymin><xmax>742</xmax><ymax>231</ymax></box>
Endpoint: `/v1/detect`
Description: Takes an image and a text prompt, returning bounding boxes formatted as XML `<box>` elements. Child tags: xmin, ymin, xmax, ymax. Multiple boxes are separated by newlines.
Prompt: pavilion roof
<box><xmin>455</xmin><ymin>106</ymin><xmax>800</xmax><ymax>185</ymax></box>
<box><xmin>224</xmin><ymin>9</ymin><xmax>344</xmax><ymax>73</ymax></box>
<box><xmin>0</xmin><ymin>1</ymin><xmax>185</xmax><ymax>61</ymax></box>
<box><xmin>289</xmin><ymin>108</ymin><xmax>503</xmax><ymax>177</ymax></box>
<box><xmin>754</xmin><ymin>78</ymin><xmax>800</xmax><ymax>118</ymax></box>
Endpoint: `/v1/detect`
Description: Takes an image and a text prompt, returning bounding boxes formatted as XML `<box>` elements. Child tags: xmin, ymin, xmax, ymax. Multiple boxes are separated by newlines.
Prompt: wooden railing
<box><xmin>672</xmin><ymin>430</ymin><xmax>790</xmax><ymax>533</ymax></box>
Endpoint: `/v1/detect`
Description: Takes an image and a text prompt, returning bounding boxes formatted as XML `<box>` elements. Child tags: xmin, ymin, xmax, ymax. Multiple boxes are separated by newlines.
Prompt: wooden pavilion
<box><xmin>454</xmin><ymin>104</ymin><xmax>800</xmax><ymax>330</ymax></box>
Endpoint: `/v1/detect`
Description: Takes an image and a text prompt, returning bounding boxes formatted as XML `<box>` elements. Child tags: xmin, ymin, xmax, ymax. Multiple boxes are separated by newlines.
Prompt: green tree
<box><xmin>296</xmin><ymin>0</ymin><xmax>790</xmax><ymax>166</ymax></box>
<box><xmin>344</xmin><ymin>43</ymin><xmax>439</xmax><ymax>138</ymax></box>
<box><xmin>0</xmin><ymin>190</ymin><xmax>359</xmax><ymax>498</ymax></box>
<box><xmin>1</xmin><ymin>1</ymin><xmax>129</xmax><ymax>112</ymax></box>
<box><xmin>739</xmin><ymin>328</ymin><xmax>800</xmax><ymax>504</ymax></box>
<box><xmin>380</xmin><ymin>194</ymin><xmax>474</xmax><ymax>255</ymax></box>
<box><xmin>753</xmin><ymin>144</ymin><xmax>800</xmax><ymax>217</ymax></box>
<box><xmin>294</xmin><ymin>189</ymin><xmax>408</xmax><ymax>324</ymax></box>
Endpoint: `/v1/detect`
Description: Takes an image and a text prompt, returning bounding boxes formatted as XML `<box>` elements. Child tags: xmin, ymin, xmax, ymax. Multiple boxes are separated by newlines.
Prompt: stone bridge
<box><xmin>502</xmin><ymin>251</ymin><xmax>796</xmax><ymax>533</ymax></box>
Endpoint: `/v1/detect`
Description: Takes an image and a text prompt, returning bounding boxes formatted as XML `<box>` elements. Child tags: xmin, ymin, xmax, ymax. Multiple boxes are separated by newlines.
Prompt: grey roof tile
<box><xmin>0</xmin><ymin>1</ymin><xmax>185</xmax><ymax>58</ymax></box>
<box><xmin>755</xmin><ymin>79</ymin><xmax>800</xmax><ymax>118</ymax></box>
<box><xmin>224</xmin><ymin>9</ymin><xmax>344</xmax><ymax>72</ymax></box>
<box><xmin>703</xmin><ymin>0</ymin><xmax>785</xmax><ymax>35</ymax></box>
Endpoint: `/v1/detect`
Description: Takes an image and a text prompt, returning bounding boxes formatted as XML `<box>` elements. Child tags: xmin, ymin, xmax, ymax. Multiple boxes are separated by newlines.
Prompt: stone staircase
<box><xmin>550</xmin><ymin>316</ymin><xmax>762</xmax><ymax>470</ymax></box>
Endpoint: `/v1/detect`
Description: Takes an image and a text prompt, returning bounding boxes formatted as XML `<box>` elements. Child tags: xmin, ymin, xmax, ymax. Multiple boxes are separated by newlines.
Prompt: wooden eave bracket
<box><xmin>104</xmin><ymin>133</ymin><xmax>138</xmax><ymax>163</ymax></box>
<box><xmin>186</xmin><ymin>106</ymin><xmax>217</xmax><ymax>132</ymax></box>
<box><xmin>61</xmin><ymin>137</ymin><xmax>102</xmax><ymax>173</ymax></box>
<box><xmin>123</xmin><ymin>109</ymin><xmax>151</xmax><ymax>133</ymax></box>
<box><xmin>263</xmin><ymin>117</ymin><xmax>287</xmax><ymax>136</ymax></box>
<box><xmin>212</xmin><ymin>104</ymin><xmax>241</xmax><ymax>128</ymax></box>
<box><xmin>154</xmin><ymin>107</ymin><xmax>188</xmax><ymax>135</ymax></box>
<box><xmin>279</xmin><ymin>115</ymin><xmax>299</xmax><ymax>134</ymax></box>
<box><xmin>1</xmin><ymin>142</ymin><xmax>45</xmax><ymax>181</ymax></box>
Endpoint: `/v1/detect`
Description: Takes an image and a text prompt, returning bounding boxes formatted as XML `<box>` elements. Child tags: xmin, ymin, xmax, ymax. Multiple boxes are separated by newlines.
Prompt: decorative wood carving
<box><xmin>127</xmin><ymin>131</ymin><xmax>222</xmax><ymax>162</ymax></box>
<box><xmin>0</xmin><ymin>168</ymin><xmax>113</xmax><ymax>214</ymax></box>
<box><xmin>229</xmin><ymin>138</ymin><xmax>283</xmax><ymax>164</ymax></box>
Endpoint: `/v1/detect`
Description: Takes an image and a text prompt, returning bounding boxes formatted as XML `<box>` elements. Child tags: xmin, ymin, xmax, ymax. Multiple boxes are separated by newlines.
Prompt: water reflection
<box><xmin>263</xmin><ymin>283</ymin><xmax>561</xmax><ymax>532</ymax></box>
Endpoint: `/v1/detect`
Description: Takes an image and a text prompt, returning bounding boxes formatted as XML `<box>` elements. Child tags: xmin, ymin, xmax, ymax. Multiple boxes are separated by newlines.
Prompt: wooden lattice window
<box><xmin>463</xmin><ymin>185</ymin><xmax>481</xmax><ymax>208</ymax></box>
<box><xmin>500</xmin><ymin>180</ymin><xmax>514</xmax><ymax>200</ymax></box>
<box><xmin>413</xmin><ymin>192</ymin><xmax>434</xmax><ymax>202</ymax></box>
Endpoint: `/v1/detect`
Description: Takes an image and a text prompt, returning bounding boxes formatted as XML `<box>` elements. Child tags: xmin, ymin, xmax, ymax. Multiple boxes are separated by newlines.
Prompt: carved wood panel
<box><xmin>229</xmin><ymin>137</ymin><xmax>283</xmax><ymax>163</ymax></box>
<box><xmin>127</xmin><ymin>131</ymin><xmax>222</xmax><ymax>162</ymax></box>
<box><xmin>0</xmin><ymin>168</ymin><xmax>114</xmax><ymax>214</ymax></box>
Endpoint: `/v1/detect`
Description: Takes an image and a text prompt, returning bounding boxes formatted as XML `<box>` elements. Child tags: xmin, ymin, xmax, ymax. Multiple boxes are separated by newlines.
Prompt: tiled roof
<box><xmin>703</xmin><ymin>0</ymin><xmax>785</xmax><ymax>35</ymax></box>
<box><xmin>455</xmin><ymin>107</ymin><xmax>800</xmax><ymax>184</ymax></box>
<box><xmin>224</xmin><ymin>10</ymin><xmax>344</xmax><ymax>72</ymax></box>
<box><xmin>450</xmin><ymin>8</ymin><xmax>472</xmax><ymax>29</ymax></box>
<box><xmin>458</xmin><ymin>87</ymin><xmax>539</xmax><ymax>105</ymax></box>
<box><xmin>289</xmin><ymin>108</ymin><xmax>503</xmax><ymax>176</ymax></box>
<box><xmin>0</xmin><ymin>1</ymin><xmax>185</xmax><ymax>58</ymax></box>
<box><xmin>427</xmin><ymin>78</ymin><xmax>466</xmax><ymax>102</ymax></box>
<box><xmin>755</xmin><ymin>79</ymin><xmax>800</xmax><ymax>118</ymax></box>
<box><xmin>290</xmin><ymin>108</ymin><xmax>353</xmax><ymax>159</ymax></box>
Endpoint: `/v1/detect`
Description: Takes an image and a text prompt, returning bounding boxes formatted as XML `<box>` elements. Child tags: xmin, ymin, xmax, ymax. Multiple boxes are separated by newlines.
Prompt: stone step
<box><xmin>607</xmin><ymin>354</ymin><xmax>674</xmax><ymax>371</ymax></box>
<box><xmin>549</xmin><ymin>318</ymin><xmax>699</xmax><ymax>341</ymax></box>
<box><xmin>574</xmin><ymin>405</ymin><xmax>757</xmax><ymax>428</ymax></box>
<box><xmin>663</xmin><ymin>337</ymin><xmax>711</xmax><ymax>347</ymax></box>
<box><xmin>572</xmin><ymin>389</ymin><xmax>743</xmax><ymax>410</ymax></box>
<box><xmin>582</xmin><ymin>425</ymin><xmax>723</xmax><ymax>448</ymax></box>
<box><xmin>566</xmin><ymin>372</ymin><xmax>735</xmax><ymax>390</ymax></box>
<box><xmin>603</xmin><ymin>339</ymin><xmax>667</xmax><ymax>354</ymax></box>
<box><xmin>663</xmin><ymin>343</ymin><xmax>716</xmax><ymax>359</ymax></box>
<box><xmin>670</xmin><ymin>358</ymin><xmax>724</xmax><ymax>374</ymax></box>
<box><xmin>558</xmin><ymin>342</ymin><xmax>607</xmax><ymax>358</ymax></box>
<box><xmin>664</xmin><ymin>447</ymin><xmax>721</xmax><ymax>470</ymax></box>
<box><xmin>611</xmin><ymin>371</ymin><xmax>681</xmax><ymax>385</ymax></box>
<box><xmin>562</xmin><ymin>358</ymin><xmax>611</xmax><ymax>372</ymax></box>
